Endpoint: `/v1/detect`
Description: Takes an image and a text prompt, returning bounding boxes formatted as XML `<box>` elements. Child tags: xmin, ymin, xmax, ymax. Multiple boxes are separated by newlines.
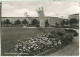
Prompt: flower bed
<box><xmin>10</xmin><ymin>29</ymin><xmax>78</xmax><ymax>56</ymax></box>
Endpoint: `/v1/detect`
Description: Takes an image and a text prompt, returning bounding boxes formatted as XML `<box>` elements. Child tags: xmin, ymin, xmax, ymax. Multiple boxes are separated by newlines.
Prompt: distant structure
<box><xmin>37</xmin><ymin>7</ymin><xmax>45</xmax><ymax>28</ymax></box>
<box><xmin>68</xmin><ymin>13</ymin><xmax>79</xmax><ymax>20</ymax></box>
<box><xmin>68</xmin><ymin>13</ymin><xmax>79</xmax><ymax>26</ymax></box>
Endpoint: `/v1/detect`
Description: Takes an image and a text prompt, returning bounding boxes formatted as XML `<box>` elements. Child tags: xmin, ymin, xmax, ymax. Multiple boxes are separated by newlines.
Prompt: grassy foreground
<box><xmin>2</xmin><ymin>27</ymin><xmax>65</xmax><ymax>56</ymax></box>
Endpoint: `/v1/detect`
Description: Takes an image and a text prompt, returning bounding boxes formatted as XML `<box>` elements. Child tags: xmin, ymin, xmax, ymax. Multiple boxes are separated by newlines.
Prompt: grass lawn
<box><xmin>1</xmin><ymin>27</ymin><xmax>65</xmax><ymax>56</ymax></box>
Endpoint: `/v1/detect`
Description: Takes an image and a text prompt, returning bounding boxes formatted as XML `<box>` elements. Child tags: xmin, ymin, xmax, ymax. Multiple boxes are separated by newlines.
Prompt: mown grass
<box><xmin>1</xmin><ymin>27</ymin><xmax>65</xmax><ymax>56</ymax></box>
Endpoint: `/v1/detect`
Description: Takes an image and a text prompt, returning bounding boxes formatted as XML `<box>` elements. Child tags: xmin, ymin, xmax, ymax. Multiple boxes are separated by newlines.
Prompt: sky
<box><xmin>0</xmin><ymin>0</ymin><xmax>79</xmax><ymax>1</ymax></box>
<box><xmin>2</xmin><ymin>1</ymin><xmax>79</xmax><ymax>19</ymax></box>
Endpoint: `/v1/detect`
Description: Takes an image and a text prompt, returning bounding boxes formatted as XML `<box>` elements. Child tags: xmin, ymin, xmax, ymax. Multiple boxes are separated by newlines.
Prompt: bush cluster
<box><xmin>48</xmin><ymin>29</ymin><xmax>75</xmax><ymax>45</ymax></box>
<box><xmin>65</xmin><ymin>29</ymin><xmax>78</xmax><ymax>36</ymax></box>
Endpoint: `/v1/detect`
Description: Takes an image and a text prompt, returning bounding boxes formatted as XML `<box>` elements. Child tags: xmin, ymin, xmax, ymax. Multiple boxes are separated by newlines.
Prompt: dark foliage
<box><xmin>14</xmin><ymin>19</ymin><xmax>21</xmax><ymax>26</ymax></box>
<box><xmin>31</xmin><ymin>19</ymin><xmax>39</xmax><ymax>26</ymax></box>
<box><xmin>65</xmin><ymin>29</ymin><xmax>78</xmax><ymax>36</ymax></box>
<box><xmin>69</xmin><ymin>18</ymin><xmax>78</xmax><ymax>26</ymax></box>
<box><xmin>4</xmin><ymin>19</ymin><xmax>11</xmax><ymax>26</ymax></box>
<box><xmin>22</xmin><ymin>19</ymin><xmax>28</xmax><ymax>25</ymax></box>
<box><xmin>45</xmin><ymin>19</ymin><xmax>49</xmax><ymax>27</ymax></box>
<box><xmin>56</xmin><ymin>32</ymin><xmax>64</xmax><ymax>36</ymax></box>
<box><xmin>48</xmin><ymin>29</ymin><xmax>75</xmax><ymax>45</ymax></box>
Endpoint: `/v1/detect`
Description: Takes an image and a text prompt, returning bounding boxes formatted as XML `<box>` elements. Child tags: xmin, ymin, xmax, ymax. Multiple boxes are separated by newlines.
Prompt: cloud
<box><xmin>2</xmin><ymin>2</ymin><xmax>79</xmax><ymax>19</ymax></box>
<box><xmin>28</xmin><ymin>11</ymin><xmax>38</xmax><ymax>17</ymax></box>
<box><xmin>45</xmin><ymin>12</ymin><xmax>57</xmax><ymax>17</ymax></box>
<box><xmin>15</xmin><ymin>8</ymin><xmax>29</xmax><ymax>13</ymax></box>
<box><xmin>67</xmin><ymin>6</ymin><xmax>79</xmax><ymax>14</ymax></box>
<box><xmin>2</xmin><ymin>4</ymin><xmax>14</xmax><ymax>9</ymax></box>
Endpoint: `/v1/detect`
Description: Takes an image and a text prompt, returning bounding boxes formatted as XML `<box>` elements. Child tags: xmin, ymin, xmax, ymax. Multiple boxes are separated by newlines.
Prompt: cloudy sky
<box><xmin>2</xmin><ymin>1</ymin><xmax>79</xmax><ymax>18</ymax></box>
<box><xmin>1</xmin><ymin>0</ymin><xmax>79</xmax><ymax>1</ymax></box>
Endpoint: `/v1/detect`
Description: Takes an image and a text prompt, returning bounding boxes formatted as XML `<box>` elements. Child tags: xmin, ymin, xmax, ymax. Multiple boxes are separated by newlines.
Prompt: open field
<box><xmin>1</xmin><ymin>27</ymin><xmax>65</xmax><ymax>56</ymax></box>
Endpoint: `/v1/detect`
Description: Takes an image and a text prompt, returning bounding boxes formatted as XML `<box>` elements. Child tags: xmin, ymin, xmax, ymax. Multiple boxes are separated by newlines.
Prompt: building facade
<box><xmin>68</xmin><ymin>13</ymin><xmax>79</xmax><ymax>20</ymax></box>
<box><xmin>68</xmin><ymin>13</ymin><xmax>79</xmax><ymax>26</ymax></box>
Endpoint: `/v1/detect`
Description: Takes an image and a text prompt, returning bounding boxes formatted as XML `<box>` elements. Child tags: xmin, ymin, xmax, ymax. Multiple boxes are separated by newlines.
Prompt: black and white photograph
<box><xmin>1</xmin><ymin>1</ymin><xmax>79</xmax><ymax>56</ymax></box>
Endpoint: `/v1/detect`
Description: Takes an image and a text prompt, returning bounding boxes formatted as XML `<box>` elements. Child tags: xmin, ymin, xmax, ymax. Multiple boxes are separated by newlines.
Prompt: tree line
<box><xmin>1</xmin><ymin>18</ymin><xmax>78</xmax><ymax>27</ymax></box>
<box><xmin>1</xmin><ymin>19</ymin><xmax>49</xmax><ymax>27</ymax></box>
<box><xmin>55</xmin><ymin>18</ymin><xmax>79</xmax><ymax>27</ymax></box>
<box><xmin>1</xmin><ymin>19</ymin><xmax>28</xmax><ymax>27</ymax></box>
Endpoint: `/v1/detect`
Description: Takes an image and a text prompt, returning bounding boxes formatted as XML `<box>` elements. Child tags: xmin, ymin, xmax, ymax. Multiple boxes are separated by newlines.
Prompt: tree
<box><xmin>5</xmin><ymin>19</ymin><xmax>11</xmax><ymax>26</ymax></box>
<box><xmin>65</xmin><ymin>20</ymin><xmax>69</xmax><ymax>26</ymax></box>
<box><xmin>69</xmin><ymin>18</ymin><xmax>78</xmax><ymax>26</ymax></box>
<box><xmin>55</xmin><ymin>23</ymin><xmax>59</xmax><ymax>26</ymax></box>
<box><xmin>77</xmin><ymin>20</ymin><xmax>79</xmax><ymax>24</ymax></box>
<box><xmin>61</xmin><ymin>20</ymin><xmax>65</xmax><ymax>26</ymax></box>
<box><xmin>22</xmin><ymin>19</ymin><xmax>28</xmax><ymax>25</ymax></box>
<box><xmin>31</xmin><ymin>19</ymin><xmax>39</xmax><ymax>26</ymax></box>
<box><xmin>45</xmin><ymin>19</ymin><xmax>49</xmax><ymax>27</ymax></box>
<box><xmin>14</xmin><ymin>19</ymin><xmax>21</xmax><ymax>26</ymax></box>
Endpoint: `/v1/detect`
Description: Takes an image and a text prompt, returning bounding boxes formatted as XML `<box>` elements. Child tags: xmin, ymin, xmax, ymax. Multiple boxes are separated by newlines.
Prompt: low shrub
<box><xmin>73</xmin><ymin>30</ymin><xmax>78</xmax><ymax>36</ymax></box>
<box><xmin>48</xmin><ymin>29</ymin><xmax>74</xmax><ymax>45</ymax></box>
<box><xmin>56</xmin><ymin>32</ymin><xmax>64</xmax><ymax>36</ymax></box>
<box><xmin>65</xmin><ymin>29</ymin><xmax>78</xmax><ymax>36</ymax></box>
<box><xmin>48</xmin><ymin>35</ymin><xmax>55</xmax><ymax>38</ymax></box>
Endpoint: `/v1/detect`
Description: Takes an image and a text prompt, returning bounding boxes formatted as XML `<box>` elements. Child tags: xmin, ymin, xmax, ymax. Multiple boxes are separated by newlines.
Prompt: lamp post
<box><xmin>24</xmin><ymin>12</ymin><xmax>29</xmax><ymax>26</ymax></box>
